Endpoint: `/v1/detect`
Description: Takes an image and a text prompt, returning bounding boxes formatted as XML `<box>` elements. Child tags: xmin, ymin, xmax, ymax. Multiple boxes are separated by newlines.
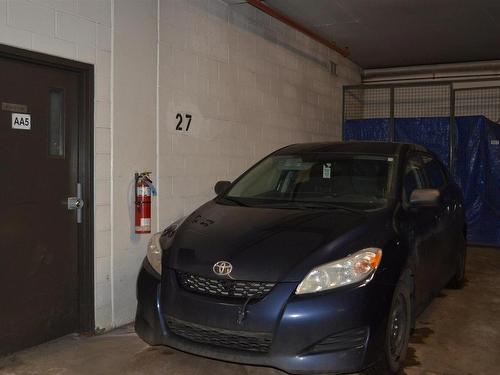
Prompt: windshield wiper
<box><xmin>289</xmin><ymin>201</ymin><xmax>365</xmax><ymax>215</ymax></box>
<box><xmin>219</xmin><ymin>196</ymin><xmax>250</xmax><ymax>207</ymax></box>
<box><xmin>254</xmin><ymin>201</ymin><xmax>364</xmax><ymax>215</ymax></box>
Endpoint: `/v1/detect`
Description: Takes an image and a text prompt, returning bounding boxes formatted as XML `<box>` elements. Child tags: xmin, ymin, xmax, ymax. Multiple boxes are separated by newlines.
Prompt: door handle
<box><xmin>67</xmin><ymin>197</ymin><xmax>84</xmax><ymax>209</ymax></box>
<box><xmin>67</xmin><ymin>183</ymin><xmax>84</xmax><ymax>223</ymax></box>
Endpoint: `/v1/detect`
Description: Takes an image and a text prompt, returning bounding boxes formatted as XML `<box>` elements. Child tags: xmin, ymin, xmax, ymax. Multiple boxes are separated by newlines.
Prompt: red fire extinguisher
<box><xmin>135</xmin><ymin>172</ymin><xmax>155</xmax><ymax>234</ymax></box>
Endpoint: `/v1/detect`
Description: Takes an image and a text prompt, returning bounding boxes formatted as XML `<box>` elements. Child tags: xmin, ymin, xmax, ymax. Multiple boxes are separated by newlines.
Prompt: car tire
<box><xmin>447</xmin><ymin>233</ymin><xmax>466</xmax><ymax>289</ymax></box>
<box><xmin>367</xmin><ymin>271</ymin><xmax>413</xmax><ymax>375</ymax></box>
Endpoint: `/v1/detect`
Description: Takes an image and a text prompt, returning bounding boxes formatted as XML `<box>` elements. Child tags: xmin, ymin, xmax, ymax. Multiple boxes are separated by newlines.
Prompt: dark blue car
<box><xmin>135</xmin><ymin>141</ymin><xmax>466</xmax><ymax>374</ymax></box>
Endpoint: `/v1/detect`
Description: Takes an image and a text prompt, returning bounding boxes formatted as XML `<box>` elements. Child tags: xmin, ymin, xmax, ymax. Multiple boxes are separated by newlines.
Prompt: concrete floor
<box><xmin>1</xmin><ymin>246</ymin><xmax>499</xmax><ymax>375</ymax></box>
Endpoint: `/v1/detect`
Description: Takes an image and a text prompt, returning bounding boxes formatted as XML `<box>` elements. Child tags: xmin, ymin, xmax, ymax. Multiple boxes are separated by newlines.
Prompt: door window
<box><xmin>421</xmin><ymin>155</ymin><xmax>447</xmax><ymax>189</ymax></box>
<box><xmin>48</xmin><ymin>89</ymin><xmax>65</xmax><ymax>157</ymax></box>
<box><xmin>403</xmin><ymin>157</ymin><xmax>425</xmax><ymax>204</ymax></box>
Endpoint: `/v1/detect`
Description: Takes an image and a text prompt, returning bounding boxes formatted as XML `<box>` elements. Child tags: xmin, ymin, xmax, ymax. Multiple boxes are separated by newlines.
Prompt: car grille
<box><xmin>176</xmin><ymin>271</ymin><xmax>275</xmax><ymax>299</ymax></box>
<box><xmin>166</xmin><ymin>316</ymin><xmax>272</xmax><ymax>353</ymax></box>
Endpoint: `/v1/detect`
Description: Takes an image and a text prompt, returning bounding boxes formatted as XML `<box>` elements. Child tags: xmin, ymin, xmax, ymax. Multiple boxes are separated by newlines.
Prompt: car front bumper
<box><xmin>135</xmin><ymin>259</ymin><xmax>395</xmax><ymax>375</ymax></box>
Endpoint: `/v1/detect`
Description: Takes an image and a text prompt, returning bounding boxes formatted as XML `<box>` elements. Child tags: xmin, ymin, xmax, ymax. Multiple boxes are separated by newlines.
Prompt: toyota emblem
<box><xmin>213</xmin><ymin>261</ymin><xmax>233</xmax><ymax>276</ymax></box>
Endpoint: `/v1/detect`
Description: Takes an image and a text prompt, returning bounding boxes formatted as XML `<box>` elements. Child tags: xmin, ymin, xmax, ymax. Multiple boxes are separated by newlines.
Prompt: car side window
<box><xmin>403</xmin><ymin>157</ymin><xmax>425</xmax><ymax>204</ymax></box>
<box><xmin>421</xmin><ymin>154</ymin><xmax>447</xmax><ymax>189</ymax></box>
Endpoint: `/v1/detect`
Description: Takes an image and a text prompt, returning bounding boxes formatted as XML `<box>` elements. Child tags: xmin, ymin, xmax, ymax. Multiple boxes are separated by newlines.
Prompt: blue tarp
<box><xmin>344</xmin><ymin>118</ymin><xmax>390</xmax><ymax>141</ymax></box>
<box><xmin>344</xmin><ymin>116</ymin><xmax>500</xmax><ymax>247</ymax></box>
<box><xmin>454</xmin><ymin>116</ymin><xmax>500</xmax><ymax>246</ymax></box>
<box><xmin>395</xmin><ymin>117</ymin><xmax>450</xmax><ymax>168</ymax></box>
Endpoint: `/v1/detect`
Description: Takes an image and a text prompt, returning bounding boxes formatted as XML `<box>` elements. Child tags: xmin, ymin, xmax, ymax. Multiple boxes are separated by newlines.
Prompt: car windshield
<box><xmin>222</xmin><ymin>153</ymin><xmax>396</xmax><ymax>210</ymax></box>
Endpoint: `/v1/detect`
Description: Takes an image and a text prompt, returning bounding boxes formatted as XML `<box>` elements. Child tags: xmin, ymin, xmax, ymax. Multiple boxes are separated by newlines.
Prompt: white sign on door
<box><xmin>11</xmin><ymin>113</ymin><xmax>31</xmax><ymax>130</ymax></box>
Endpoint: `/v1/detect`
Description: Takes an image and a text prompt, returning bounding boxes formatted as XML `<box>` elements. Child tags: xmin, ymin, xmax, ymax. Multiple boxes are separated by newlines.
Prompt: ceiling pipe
<box><xmin>363</xmin><ymin>60</ymin><xmax>500</xmax><ymax>81</ymax></box>
<box><xmin>246</xmin><ymin>0</ymin><xmax>350</xmax><ymax>58</ymax></box>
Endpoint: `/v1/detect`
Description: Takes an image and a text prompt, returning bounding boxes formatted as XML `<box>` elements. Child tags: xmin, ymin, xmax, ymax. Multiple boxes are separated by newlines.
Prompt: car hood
<box><xmin>164</xmin><ymin>200</ymin><xmax>392</xmax><ymax>282</ymax></box>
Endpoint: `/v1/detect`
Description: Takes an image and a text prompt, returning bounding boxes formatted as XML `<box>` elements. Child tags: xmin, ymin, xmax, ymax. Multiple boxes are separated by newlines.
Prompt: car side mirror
<box><xmin>409</xmin><ymin>188</ymin><xmax>440</xmax><ymax>208</ymax></box>
<box><xmin>214</xmin><ymin>180</ymin><xmax>231</xmax><ymax>196</ymax></box>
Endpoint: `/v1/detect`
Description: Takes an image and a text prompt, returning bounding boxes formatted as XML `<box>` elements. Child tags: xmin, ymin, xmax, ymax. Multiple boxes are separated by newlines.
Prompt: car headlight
<box><xmin>295</xmin><ymin>248</ymin><xmax>383</xmax><ymax>295</ymax></box>
<box><xmin>146</xmin><ymin>218</ymin><xmax>186</xmax><ymax>275</ymax></box>
<box><xmin>146</xmin><ymin>232</ymin><xmax>163</xmax><ymax>275</ymax></box>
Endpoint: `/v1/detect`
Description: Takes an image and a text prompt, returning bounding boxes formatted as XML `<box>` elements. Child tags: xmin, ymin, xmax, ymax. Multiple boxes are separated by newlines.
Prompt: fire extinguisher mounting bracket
<box><xmin>135</xmin><ymin>172</ymin><xmax>157</xmax><ymax>196</ymax></box>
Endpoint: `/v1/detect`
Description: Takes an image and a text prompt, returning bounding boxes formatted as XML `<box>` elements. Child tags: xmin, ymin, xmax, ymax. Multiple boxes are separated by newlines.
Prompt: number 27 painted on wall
<box><xmin>176</xmin><ymin>113</ymin><xmax>192</xmax><ymax>132</ymax></box>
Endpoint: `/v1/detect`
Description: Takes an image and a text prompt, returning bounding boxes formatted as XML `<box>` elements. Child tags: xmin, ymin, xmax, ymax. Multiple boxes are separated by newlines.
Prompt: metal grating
<box><xmin>343</xmin><ymin>83</ymin><xmax>453</xmax><ymax>141</ymax></box>
<box><xmin>177</xmin><ymin>271</ymin><xmax>275</xmax><ymax>299</ymax></box>
<box><xmin>166</xmin><ymin>316</ymin><xmax>272</xmax><ymax>353</ymax></box>
<box><xmin>342</xmin><ymin>81</ymin><xmax>500</xmax><ymax>175</ymax></box>
<box><xmin>394</xmin><ymin>85</ymin><xmax>451</xmax><ymax>118</ymax></box>
<box><xmin>455</xmin><ymin>87</ymin><xmax>500</xmax><ymax>123</ymax></box>
<box><xmin>344</xmin><ymin>87</ymin><xmax>391</xmax><ymax>120</ymax></box>
<box><xmin>344</xmin><ymin>83</ymin><xmax>452</xmax><ymax>122</ymax></box>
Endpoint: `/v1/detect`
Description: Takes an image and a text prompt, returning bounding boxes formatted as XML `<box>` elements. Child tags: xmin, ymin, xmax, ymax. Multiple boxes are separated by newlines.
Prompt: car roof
<box><xmin>275</xmin><ymin>141</ymin><xmax>427</xmax><ymax>156</ymax></box>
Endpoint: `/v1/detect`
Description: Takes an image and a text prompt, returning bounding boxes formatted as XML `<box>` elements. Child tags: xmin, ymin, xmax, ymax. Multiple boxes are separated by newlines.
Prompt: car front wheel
<box><xmin>368</xmin><ymin>271</ymin><xmax>413</xmax><ymax>375</ymax></box>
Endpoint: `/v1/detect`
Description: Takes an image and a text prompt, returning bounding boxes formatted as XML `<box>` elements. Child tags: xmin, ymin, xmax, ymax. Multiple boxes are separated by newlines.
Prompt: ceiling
<box><xmin>261</xmin><ymin>0</ymin><xmax>500</xmax><ymax>69</ymax></box>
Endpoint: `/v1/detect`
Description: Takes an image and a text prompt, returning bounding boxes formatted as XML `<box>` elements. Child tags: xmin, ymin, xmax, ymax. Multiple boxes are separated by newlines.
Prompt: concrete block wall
<box><xmin>109</xmin><ymin>0</ymin><xmax>360</xmax><ymax>329</ymax></box>
<box><xmin>112</xmin><ymin>0</ymin><xmax>158</xmax><ymax>327</ymax></box>
<box><xmin>156</xmin><ymin>0</ymin><xmax>361</xmax><ymax>231</ymax></box>
<box><xmin>0</xmin><ymin>0</ymin><xmax>113</xmax><ymax>329</ymax></box>
<box><xmin>0</xmin><ymin>0</ymin><xmax>361</xmax><ymax>331</ymax></box>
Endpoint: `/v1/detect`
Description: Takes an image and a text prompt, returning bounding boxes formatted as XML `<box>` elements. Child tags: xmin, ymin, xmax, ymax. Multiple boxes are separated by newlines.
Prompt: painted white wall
<box><xmin>156</xmin><ymin>0</ymin><xmax>361</xmax><ymax>233</ymax></box>
<box><xmin>0</xmin><ymin>0</ymin><xmax>113</xmax><ymax>329</ymax></box>
<box><xmin>110</xmin><ymin>0</ymin><xmax>360</xmax><ymax>329</ymax></box>
<box><xmin>0</xmin><ymin>0</ymin><xmax>361</xmax><ymax>331</ymax></box>
<box><xmin>112</xmin><ymin>0</ymin><xmax>158</xmax><ymax>327</ymax></box>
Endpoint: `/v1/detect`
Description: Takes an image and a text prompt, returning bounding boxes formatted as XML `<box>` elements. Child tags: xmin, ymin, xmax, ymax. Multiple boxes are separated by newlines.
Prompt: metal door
<box><xmin>0</xmin><ymin>55</ymin><xmax>83</xmax><ymax>355</ymax></box>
